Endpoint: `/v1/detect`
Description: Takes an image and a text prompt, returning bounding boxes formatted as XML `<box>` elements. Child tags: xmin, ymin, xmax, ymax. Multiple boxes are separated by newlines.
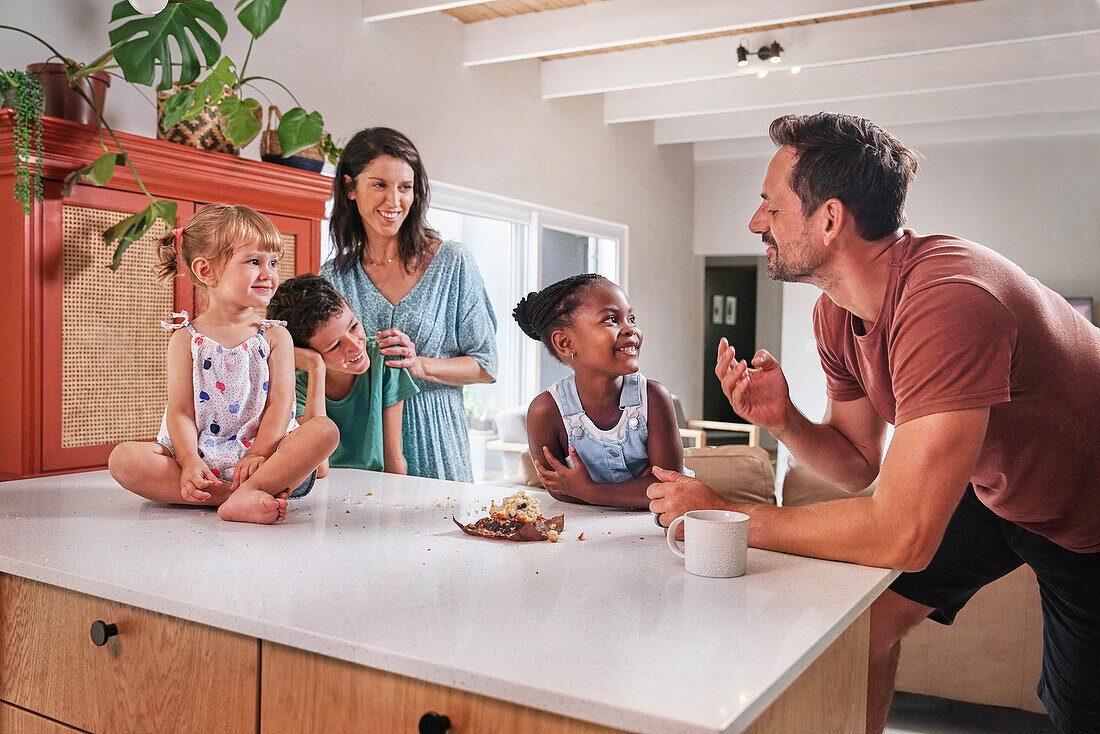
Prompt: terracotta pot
<box><xmin>27</xmin><ymin>62</ymin><xmax>110</xmax><ymax>126</ymax></box>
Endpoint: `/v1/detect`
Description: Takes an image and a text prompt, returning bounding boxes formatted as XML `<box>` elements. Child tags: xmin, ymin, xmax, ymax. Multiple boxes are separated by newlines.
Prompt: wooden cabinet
<box><xmin>260</xmin><ymin>643</ymin><xmax>624</xmax><ymax>734</ymax></box>
<box><xmin>0</xmin><ymin>701</ymin><xmax>82</xmax><ymax>734</ymax></box>
<box><xmin>0</xmin><ymin>573</ymin><xmax>870</xmax><ymax>733</ymax></box>
<box><xmin>0</xmin><ymin>111</ymin><xmax>331</xmax><ymax>480</ymax></box>
<box><xmin>0</xmin><ymin>574</ymin><xmax>259</xmax><ymax>733</ymax></box>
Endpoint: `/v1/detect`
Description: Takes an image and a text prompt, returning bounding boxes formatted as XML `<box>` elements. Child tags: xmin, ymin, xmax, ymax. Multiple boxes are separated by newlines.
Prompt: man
<box><xmin>647</xmin><ymin>113</ymin><xmax>1099</xmax><ymax>734</ymax></box>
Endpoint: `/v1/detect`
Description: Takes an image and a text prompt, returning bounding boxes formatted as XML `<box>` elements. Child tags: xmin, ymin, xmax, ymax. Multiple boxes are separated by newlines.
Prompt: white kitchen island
<box><xmin>0</xmin><ymin>469</ymin><xmax>897</xmax><ymax>734</ymax></box>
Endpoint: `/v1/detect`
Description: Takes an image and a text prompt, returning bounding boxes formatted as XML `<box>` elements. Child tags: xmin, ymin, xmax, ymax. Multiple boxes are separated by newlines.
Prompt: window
<box><xmin>427</xmin><ymin>200</ymin><xmax>528</xmax><ymax>431</ymax></box>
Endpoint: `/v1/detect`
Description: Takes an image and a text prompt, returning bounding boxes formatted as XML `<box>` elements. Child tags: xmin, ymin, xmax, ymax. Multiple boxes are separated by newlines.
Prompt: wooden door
<box><xmin>703</xmin><ymin>265</ymin><xmax>757</xmax><ymax>422</ymax></box>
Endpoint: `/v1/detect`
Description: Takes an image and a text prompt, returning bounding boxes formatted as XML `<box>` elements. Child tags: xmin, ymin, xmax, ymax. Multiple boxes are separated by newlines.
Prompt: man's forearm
<box><xmin>773</xmin><ymin>408</ymin><xmax>880</xmax><ymax>491</ymax></box>
<box><xmin>735</xmin><ymin>497</ymin><xmax>913</xmax><ymax>570</ymax></box>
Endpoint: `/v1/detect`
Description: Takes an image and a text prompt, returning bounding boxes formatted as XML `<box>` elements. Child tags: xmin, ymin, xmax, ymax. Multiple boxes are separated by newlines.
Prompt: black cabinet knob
<box><xmin>90</xmin><ymin>620</ymin><xmax>118</xmax><ymax>646</ymax></box>
<box><xmin>418</xmin><ymin>711</ymin><xmax>451</xmax><ymax>734</ymax></box>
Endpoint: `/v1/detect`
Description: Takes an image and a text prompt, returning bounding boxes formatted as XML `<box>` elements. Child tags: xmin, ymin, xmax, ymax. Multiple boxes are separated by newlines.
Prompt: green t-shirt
<box><xmin>295</xmin><ymin>339</ymin><xmax>419</xmax><ymax>471</ymax></box>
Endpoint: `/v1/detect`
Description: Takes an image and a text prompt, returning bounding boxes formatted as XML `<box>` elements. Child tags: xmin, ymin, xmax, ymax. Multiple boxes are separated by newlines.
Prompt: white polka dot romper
<box><xmin>156</xmin><ymin>311</ymin><xmax>298</xmax><ymax>482</ymax></box>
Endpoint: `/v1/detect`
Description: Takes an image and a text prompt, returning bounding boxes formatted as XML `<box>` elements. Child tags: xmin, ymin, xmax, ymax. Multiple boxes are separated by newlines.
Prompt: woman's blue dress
<box><xmin>321</xmin><ymin>241</ymin><xmax>497</xmax><ymax>481</ymax></box>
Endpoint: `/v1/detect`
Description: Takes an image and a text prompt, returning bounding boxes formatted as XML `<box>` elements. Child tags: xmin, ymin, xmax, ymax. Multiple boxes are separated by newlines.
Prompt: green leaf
<box><xmin>160</xmin><ymin>86</ymin><xmax>196</xmax><ymax>130</ymax></box>
<box><xmin>104</xmin><ymin>207</ymin><xmax>155</xmax><ymax>270</ymax></box>
<box><xmin>108</xmin><ymin>0</ymin><xmax>228</xmax><ymax>90</ymax></box>
<box><xmin>218</xmin><ymin>96</ymin><xmax>262</xmax><ymax>147</ymax></box>
<box><xmin>277</xmin><ymin>108</ymin><xmax>323</xmax><ymax>158</ymax></box>
<box><xmin>319</xmin><ymin>132</ymin><xmax>342</xmax><ymax>166</ymax></box>
<box><xmin>104</xmin><ymin>200</ymin><xmax>178</xmax><ymax>270</ymax></box>
<box><xmin>235</xmin><ymin>0</ymin><xmax>287</xmax><ymax>39</ymax></box>
<box><xmin>67</xmin><ymin>64</ymin><xmax>110</xmax><ymax>82</ymax></box>
<box><xmin>182</xmin><ymin>57</ymin><xmax>238</xmax><ymax>120</ymax></box>
<box><xmin>62</xmin><ymin>153</ymin><xmax>123</xmax><ymax>196</ymax></box>
<box><xmin>150</xmin><ymin>199</ymin><xmax>179</xmax><ymax>229</ymax></box>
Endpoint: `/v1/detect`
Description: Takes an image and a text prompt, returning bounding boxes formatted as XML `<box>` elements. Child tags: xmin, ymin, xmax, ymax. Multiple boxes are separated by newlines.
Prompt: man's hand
<box><xmin>179</xmin><ymin>458</ymin><xmax>226</xmax><ymax>502</ymax></box>
<box><xmin>716</xmin><ymin>338</ymin><xmax>792</xmax><ymax>435</ymax></box>
<box><xmin>231</xmin><ymin>454</ymin><xmax>266</xmax><ymax>490</ymax></box>
<box><xmin>534</xmin><ymin>445</ymin><xmax>593</xmax><ymax>500</ymax></box>
<box><xmin>647</xmin><ymin>466</ymin><xmax>732</xmax><ymax>528</ymax></box>
<box><xmin>294</xmin><ymin>346</ymin><xmax>326</xmax><ymax>375</ymax></box>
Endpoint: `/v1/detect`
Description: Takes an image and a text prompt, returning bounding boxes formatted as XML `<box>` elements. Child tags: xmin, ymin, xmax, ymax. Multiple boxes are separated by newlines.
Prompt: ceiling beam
<box><xmin>362</xmin><ymin>0</ymin><xmax>484</xmax><ymax>22</ymax></box>
<box><xmin>693</xmin><ymin>110</ymin><xmax>1100</xmax><ymax>160</ymax></box>
<box><xmin>541</xmin><ymin>0</ymin><xmax>1100</xmax><ymax>98</ymax></box>
<box><xmin>604</xmin><ymin>31</ymin><xmax>1100</xmax><ymax>123</ymax></box>
<box><xmin>463</xmin><ymin>0</ymin><xmax>922</xmax><ymax>66</ymax></box>
<box><xmin>655</xmin><ymin>74</ymin><xmax>1100</xmax><ymax>144</ymax></box>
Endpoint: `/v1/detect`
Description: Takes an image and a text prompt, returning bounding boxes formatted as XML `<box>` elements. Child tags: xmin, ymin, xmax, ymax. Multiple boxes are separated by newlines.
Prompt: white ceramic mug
<box><xmin>666</xmin><ymin>510</ymin><xmax>750</xmax><ymax>578</ymax></box>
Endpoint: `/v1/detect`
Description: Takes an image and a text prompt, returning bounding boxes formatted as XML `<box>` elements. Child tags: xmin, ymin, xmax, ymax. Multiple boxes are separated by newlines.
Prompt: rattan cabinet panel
<box><xmin>60</xmin><ymin>203</ymin><xmax>172</xmax><ymax>449</ymax></box>
<box><xmin>0</xmin><ymin>111</ymin><xmax>330</xmax><ymax>479</ymax></box>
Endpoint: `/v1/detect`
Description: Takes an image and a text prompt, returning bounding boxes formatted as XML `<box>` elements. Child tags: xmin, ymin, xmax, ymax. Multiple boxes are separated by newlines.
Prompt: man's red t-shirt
<box><xmin>814</xmin><ymin>230</ymin><xmax>1100</xmax><ymax>552</ymax></box>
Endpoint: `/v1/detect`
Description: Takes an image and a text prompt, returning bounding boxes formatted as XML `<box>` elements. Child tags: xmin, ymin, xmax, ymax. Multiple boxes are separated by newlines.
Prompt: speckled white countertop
<box><xmin>0</xmin><ymin>469</ymin><xmax>896</xmax><ymax>734</ymax></box>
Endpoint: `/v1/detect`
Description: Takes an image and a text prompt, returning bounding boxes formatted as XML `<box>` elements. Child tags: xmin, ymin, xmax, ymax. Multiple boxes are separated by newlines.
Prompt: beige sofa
<box><xmin>781</xmin><ymin>460</ymin><xmax>1045</xmax><ymax>714</ymax></box>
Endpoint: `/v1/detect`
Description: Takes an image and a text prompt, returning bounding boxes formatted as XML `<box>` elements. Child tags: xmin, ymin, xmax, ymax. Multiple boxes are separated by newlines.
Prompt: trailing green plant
<box><xmin>1</xmin><ymin>0</ymin><xmax>341</xmax><ymax>270</ymax></box>
<box><xmin>0</xmin><ymin>69</ymin><xmax>46</xmax><ymax>215</ymax></box>
<box><xmin>0</xmin><ymin>23</ymin><xmax>182</xmax><ymax>269</ymax></box>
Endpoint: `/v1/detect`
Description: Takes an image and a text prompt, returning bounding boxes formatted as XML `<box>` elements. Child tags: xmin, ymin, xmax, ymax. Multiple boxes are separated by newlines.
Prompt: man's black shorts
<box><xmin>889</xmin><ymin>485</ymin><xmax>1100</xmax><ymax>734</ymax></box>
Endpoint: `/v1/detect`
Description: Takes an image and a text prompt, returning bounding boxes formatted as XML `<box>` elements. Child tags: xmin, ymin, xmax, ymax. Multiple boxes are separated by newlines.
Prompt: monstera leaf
<box><xmin>108</xmin><ymin>0</ymin><xmax>228</xmax><ymax>90</ymax></box>
<box><xmin>236</xmin><ymin>0</ymin><xmax>288</xmax><ymax>39</ymax></box>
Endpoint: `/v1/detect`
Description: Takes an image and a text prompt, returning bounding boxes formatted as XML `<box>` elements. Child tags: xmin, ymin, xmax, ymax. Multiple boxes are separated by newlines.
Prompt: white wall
<box><xmin>2</xmin><ymin>0</ymin><xmax>701</xmax><ymax>415</ymax></box>
<box><xmin>694</xmin><ymin>133</ymin><xmax>1100</xmax><ymax>481</ymax></box>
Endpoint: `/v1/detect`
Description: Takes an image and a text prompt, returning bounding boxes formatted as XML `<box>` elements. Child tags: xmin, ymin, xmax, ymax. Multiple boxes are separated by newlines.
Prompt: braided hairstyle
<box><xmin>513</xmin><ymin>273</ymin><xmax>608</xmax><ymax>362</ymax></box>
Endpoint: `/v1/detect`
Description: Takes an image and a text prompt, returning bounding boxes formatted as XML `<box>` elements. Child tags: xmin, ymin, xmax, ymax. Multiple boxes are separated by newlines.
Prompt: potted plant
<box><xmin>0</xmin><ymin>69</ymin><xmax>46</xmax><ymax>215</ymax></box>
<box><xmin>108</xmin><ymin>0</ymin><xmax>341</xmax><ymax>166</ymax></box>
<box><xmin>1</xmin><ymin>0</ymin><xmax>341</xmax><ymax>269</ymax></box>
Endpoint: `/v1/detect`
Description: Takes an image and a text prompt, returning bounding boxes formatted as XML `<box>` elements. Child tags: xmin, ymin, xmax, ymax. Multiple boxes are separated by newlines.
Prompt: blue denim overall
<box><xmin>549</xmin><ymin>372</ymin><xmax>651</xmax><ymax>484</ymax></box>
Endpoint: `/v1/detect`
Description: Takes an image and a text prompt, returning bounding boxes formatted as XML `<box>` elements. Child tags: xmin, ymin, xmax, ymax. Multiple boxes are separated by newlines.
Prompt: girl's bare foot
<box><xmin>217</xmin><ymin>488</ymin><xmax>287</xmax><ymax>524</ymax></box>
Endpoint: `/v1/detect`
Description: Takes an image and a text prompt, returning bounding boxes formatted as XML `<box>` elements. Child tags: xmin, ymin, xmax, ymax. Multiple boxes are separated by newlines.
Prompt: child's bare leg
<box><xmin>218</xmin><ymin>418</ymin><xmax>339</xmax><ymax>524</ymax></box>
<box><xmin>109</xmin><ymin>442</ymin><xmax>231</xmax><ymax>506</ymax></box>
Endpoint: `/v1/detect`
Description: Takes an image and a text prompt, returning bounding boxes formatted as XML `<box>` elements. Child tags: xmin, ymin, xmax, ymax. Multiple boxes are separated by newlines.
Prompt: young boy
<box><xmin>267</xmin><ymin>274</ymin><xmax>417</xmax><ymax>475</ymax></box>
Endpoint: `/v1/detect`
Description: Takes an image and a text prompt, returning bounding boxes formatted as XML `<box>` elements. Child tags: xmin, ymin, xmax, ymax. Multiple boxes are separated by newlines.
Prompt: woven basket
<box><xmin>261</xmin><ymin>106</ymin><xmax>324</xmax><ymax>172</ymax></box>
<box><xmin>156</xmin><ymin>86</ymin><xmax>256</xmax><ymax>156</ymax></box>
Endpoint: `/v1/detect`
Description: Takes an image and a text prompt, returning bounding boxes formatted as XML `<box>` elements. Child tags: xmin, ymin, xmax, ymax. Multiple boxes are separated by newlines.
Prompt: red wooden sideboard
<box><xmin>0</xmin><ymin>111</ymin><xmax>332</xmax><ymax>480</ymax></box>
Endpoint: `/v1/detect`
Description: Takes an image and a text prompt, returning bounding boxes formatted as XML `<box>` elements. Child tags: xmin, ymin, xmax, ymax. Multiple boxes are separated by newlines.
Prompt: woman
<box><xmin>321</xmin><ymin>127</ymin><xmax>497</xmax><ymax>482</ymax></box>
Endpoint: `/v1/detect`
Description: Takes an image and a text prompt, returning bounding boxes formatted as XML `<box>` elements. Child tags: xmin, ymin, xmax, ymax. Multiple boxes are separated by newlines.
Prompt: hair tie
<box><xmin>171</xmin><ymin>228</ymin><xmax>186</xmax><ymax>276</ymax></box>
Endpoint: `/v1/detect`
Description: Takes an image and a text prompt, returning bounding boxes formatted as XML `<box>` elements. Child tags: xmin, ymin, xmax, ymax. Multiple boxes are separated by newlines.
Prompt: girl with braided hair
<box><xmin>513</xmin><ymin>274</ymin><xmax>689</xmax><ymax>509</ymax></box>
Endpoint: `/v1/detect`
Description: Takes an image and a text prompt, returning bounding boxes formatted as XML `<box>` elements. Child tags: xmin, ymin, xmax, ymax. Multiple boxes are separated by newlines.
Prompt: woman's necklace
<box><xmin>364</xmin><ymin>244</ymin><xmax>398</xmax><ymax>267</ymax></box>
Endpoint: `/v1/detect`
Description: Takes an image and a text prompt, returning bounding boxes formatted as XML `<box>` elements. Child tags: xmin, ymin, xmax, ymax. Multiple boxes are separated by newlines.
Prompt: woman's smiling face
<box><xmin>347</xmin><ymin>155</ymin><xmax>415</xmax><ymax>244</ymax></box>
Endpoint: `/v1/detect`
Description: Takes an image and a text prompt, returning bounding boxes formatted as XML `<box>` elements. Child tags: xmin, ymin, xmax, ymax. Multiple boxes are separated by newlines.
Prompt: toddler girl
<box><xmin>513</xmin><ymin>273</ymin><xmax>688</xmax><ymax>509</ymax></box>
<box><xmin>109</xmin><ymin>204</ymin><xmax>338</xmax><ymax>524</ymax></box>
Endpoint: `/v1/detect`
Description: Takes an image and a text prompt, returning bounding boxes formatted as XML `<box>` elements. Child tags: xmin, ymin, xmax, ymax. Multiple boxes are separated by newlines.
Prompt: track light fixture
<box><xmin>737</xmin><ymin>40</ymin><xmax>786</xmax><ymax>70</ymax></box>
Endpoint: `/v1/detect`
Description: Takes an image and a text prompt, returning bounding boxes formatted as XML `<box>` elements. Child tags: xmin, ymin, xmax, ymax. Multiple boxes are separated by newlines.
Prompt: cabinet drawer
<box><xmin>0</xmin><ymin>574</ymin><xmax>258</xmax><ymax>733</ymax></box>
<box><xmin>261</xmin><ymin>642</ymin><xmax>625</xmax><ymax>734</ymax></box>
<box><xmin>0</xmin><ymin>701</ymin><xmax>81</xmax><ymax>734</ymax></box>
